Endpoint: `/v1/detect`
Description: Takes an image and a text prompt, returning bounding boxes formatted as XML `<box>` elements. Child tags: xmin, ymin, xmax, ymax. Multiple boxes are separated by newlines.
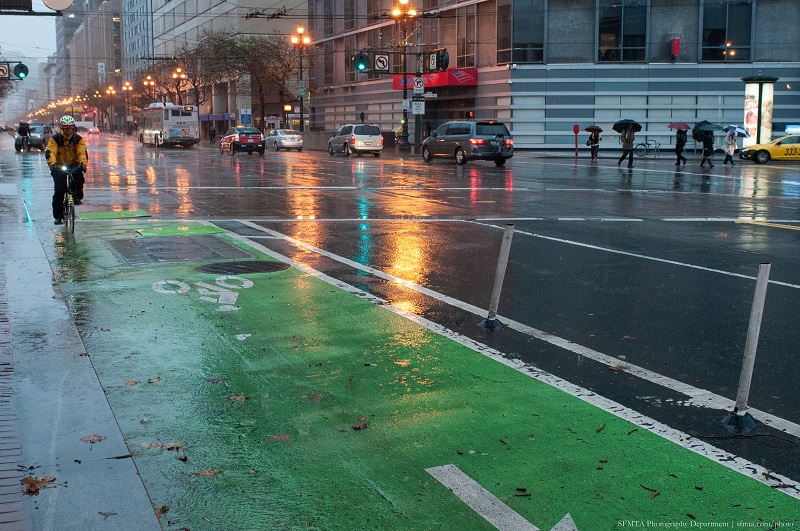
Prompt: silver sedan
<box><xmin>267</xmin><ymin>129</ymin><xmax>304</xmax><ymax>151</ymax></box>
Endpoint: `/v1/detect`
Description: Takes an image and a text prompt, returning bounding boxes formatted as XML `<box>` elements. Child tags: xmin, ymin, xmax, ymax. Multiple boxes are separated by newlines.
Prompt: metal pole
<box><xmin>482</xmin><ymin>224</ymin><xmax>515</xmax><ymax>329</ymax></box>
<box><xmin>399</xmin><ymin>19</ymin><xmax>411</xmax><ymax>153</ymax></box>
<box><xmin>734</xmin><ymin>262</ymin><xmax>771</xmax><ymax>413</ymax></box>
<box><xmin>299</xmin><ymin>49</ymin><xmax>304</xmax><ymax>132</ymax></box>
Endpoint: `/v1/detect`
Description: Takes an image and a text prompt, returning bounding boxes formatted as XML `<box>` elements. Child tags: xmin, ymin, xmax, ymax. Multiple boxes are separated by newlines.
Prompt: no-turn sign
<box><xmin>413</xmin><ymin>76</ymin><xmax>424</xmax><ymax>94</ymax></box>
<box><xmin>0</xmin><ymin>63</ymin><xmax>8</xmax><ymax>79</ymax></box>
<box><xmin>374</xmin><ymin>54</ymin><xmax>389</xmax><ymax>72</ymax></box>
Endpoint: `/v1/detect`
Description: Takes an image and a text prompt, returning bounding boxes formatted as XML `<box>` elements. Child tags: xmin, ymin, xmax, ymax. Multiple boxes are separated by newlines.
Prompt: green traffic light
<box><xmin>13</xmin><ymin>64</ymin><xmax>28</xmax><ymax>79</ymax></box>
<box><xmin>352</xmin><ymin>52</ymin><xmax>369</xmax><ymax>72</ymax></box>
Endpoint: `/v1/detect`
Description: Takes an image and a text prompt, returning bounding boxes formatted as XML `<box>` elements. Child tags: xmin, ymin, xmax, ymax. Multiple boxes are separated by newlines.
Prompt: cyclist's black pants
<box><xmin>52</xmin><ymin>169</ymin><xmax>84</xmax><ymax>219</ymax></box>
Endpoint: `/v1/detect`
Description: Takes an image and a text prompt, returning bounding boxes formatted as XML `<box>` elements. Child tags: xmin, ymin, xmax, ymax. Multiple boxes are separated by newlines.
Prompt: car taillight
<box><xmin>469</xmin><ymin>138</ymin><xmax>485</xmax><ymax>145</ymax></box>
<box><xmin>504</xmin><ymin>139</ymin><xmax>514</xmax><ymax>146</ymax></box>
<box><xmin>380</xmin><ymin>136</ymin><xmax>384</xmax><ymax>145</ymax></box>
<box><xmin>350</xmin><ymin>135</ymin><xmax>356</xmax><ymax>143</ymax></box>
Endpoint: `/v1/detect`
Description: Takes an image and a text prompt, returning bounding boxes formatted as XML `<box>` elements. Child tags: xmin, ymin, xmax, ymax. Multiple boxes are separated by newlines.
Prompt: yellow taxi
<box><xmin>739</xmin><ymin>134</ymin><xmax>800</xmax><ymax>164</ymax></box>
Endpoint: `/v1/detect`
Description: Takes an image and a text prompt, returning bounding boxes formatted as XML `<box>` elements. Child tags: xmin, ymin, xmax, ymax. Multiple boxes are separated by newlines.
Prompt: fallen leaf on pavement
<box><xmin>195</xmin><ymin>469</ymin><xmax>222</xmax><ymax>477</ymax></box>
<box><xmin>101</xmin><ymin>328</ymin><xmax>111</xmax><ymax>332</ymax></box>
<box><xmin>21</xmin><ymin>476</ymin><xmax>57</xmax><ymax>495</ymax></box>
<box><xmin>205</xmin><ymin>377</ymin><xmax>227</xmax><ymax>384</ymax></box>
<box><xmin>81</xmin><ymin>434</ymin><xmax>107</xmax><ymax>444</ymax></box>
<box><xmin>608</xmin><ymin>366</ymin><xmax>626</xmax><ymax>372</ymax></box>
<box><xmin>148</xmin><ymin>376</ymin><xmax>161</xmax><ymax>383</ymax></box>
<box><xmin>124</xmin><ymin>380</ymin><xmax>140</xmax><ymax>386</ymax></box>
<box><xmin>228</xmin><ymin>395</ymin><xmax>249</xmax><ymax>403</ymax></box>
<box><xmin>308</xmin><ymin>395</ymin><xmax>324</xmax><ymax>402</ymax></box>
<box><xmin>141</xmin><ymin>442</ymin><xmax>164</xmax><ymax>450</ymax></box>
<box><xmin>166</xmin><ymin>443</ymin><xmax>184</xmax><ymax>451</ymax></box>
<box><xmin>155</xmin><ymin>506</ymin><xmax>169</xmax><ymax>518</ymax></box>
<box><xmin>264</xmin><ymin>433</ymin><xmax>291</xmax><ymax>442</ymax></box>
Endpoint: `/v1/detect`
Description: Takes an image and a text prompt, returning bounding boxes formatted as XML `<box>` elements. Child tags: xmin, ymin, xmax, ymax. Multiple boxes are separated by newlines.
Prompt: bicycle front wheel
<box><xmin>634</xmin><ymin>144</ymin><xmax>646</xmax><ymax>157</ymax></box>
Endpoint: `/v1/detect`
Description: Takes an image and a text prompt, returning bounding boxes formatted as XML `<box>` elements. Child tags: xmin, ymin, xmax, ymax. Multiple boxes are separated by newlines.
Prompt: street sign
<box><xmin>423</xmin><ymin>92</ymin><xmax>438</xmax><ymax>98</ymax></box>
<box><xmin>412</xmin><ymin>101</ymin><xmax>425</xmax><ymax>115</ymax></box>
<box><xmin>402</xmin><ymin>100</ymin><xmax>410</xmax><ymax>110</ymax></box>
<box><xmin>428</xmin><ymin>53</ymin><xmax>437</xmax><ymax>71</ymax></box>
<box><xmin>0</xmin><ymin>63</ymin><xmax>8</xmax><ymax>79</ymax></box>
<box><xmin>374</xmin><ymin>54</ymin><xmax>389</xmax><ymax>72</ymax></box>
<box><xmin>413</xmin><ymin>76</ymin><xmax>424</xmax><ymax>94</ymax></box>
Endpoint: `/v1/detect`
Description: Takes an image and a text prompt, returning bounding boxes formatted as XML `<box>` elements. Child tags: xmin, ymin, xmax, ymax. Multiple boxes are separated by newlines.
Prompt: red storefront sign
<box><xmin>392</xmin><ymin>68</ymin><xmax>479</xmax><ymax>90</ymax></box>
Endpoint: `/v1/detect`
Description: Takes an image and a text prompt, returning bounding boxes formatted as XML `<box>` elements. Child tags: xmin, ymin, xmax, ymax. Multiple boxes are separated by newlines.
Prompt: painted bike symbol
<box><xmin>152</xmin><ymin>275</ymin><xmax>254</xmax><ymax>312</ymax></box>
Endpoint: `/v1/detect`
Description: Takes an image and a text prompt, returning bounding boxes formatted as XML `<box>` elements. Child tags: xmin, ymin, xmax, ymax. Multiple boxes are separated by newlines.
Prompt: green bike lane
<box><xmin>51</xmin><ymin>220</ymin><xmax>800</xmax><ymax>530</ymax></box>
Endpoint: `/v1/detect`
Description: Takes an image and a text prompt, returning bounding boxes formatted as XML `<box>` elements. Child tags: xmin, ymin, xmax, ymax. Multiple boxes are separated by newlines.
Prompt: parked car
<box><xmin>267</xmin><ymin>129</ymin><xmax>303</xmax><ymax>151</ymax></box>
<box><xmin>421</xmin><ymin>120</ymin><xmax>513</xmax><ymax>165</ymax></box>
<box><xmin>328</xmin><ymin>124</ymin><xmax>383</xmax><ymax>157</ymax></box>
<box><xmin>739</xmin><ymin>134</ymin><xmax>800</xmax><ymax>164</ymax></box>
<box><xmin>219</xmin><ymin>126</ymin><xmax>265</xmax><ymax>155</ymax></box>
<box><xmin>15</xmin><ymin>124</ymin><xmax>54</xmax><ymax>152</ymax></box>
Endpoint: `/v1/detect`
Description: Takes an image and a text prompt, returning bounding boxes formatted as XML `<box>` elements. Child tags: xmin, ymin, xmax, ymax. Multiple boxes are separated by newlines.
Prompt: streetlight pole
<box><xmin>392</xmin><ymin>0</ymin><xmax>418</xmax><ymax>153</ymax></box>
<box><xmin>122</xmin><ymin>81</ymin><xmax>132</xmax><ymax>134</ymax></box>
<box><xmin>291</xmin><ymin>26</ymin><xmax>311</xmax><ymax>132</ymax></box>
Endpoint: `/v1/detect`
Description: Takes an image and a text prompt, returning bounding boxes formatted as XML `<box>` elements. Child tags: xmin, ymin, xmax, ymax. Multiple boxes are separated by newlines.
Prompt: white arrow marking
<box><xmin>550</xmin><ymin>513</ymin><xmax>579</xmax><ymax>531</ymax></box>
<box><xmin>426</xmin><ymin>465</ymin><xmax>580</xmax><ymax>531</ymax></box>
<box><xmin>426</xmin><ymin>464</ymin><xmax>538</xmax><ymax>530</ymax></box>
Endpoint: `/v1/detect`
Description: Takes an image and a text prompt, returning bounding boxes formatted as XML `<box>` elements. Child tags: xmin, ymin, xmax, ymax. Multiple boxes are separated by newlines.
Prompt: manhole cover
<box><xmin>195</xmin><ymin>261</ymin><xmax>290</xmax><ymax>275</ymax></box>
<box><xmin>106</xmin><ymin>235</ymin><xmax>252</xmax><ymax>266</ymax></box>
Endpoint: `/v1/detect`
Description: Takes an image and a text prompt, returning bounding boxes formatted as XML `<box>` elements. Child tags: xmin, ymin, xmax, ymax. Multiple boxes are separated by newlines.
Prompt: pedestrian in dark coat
<box><xmin>209</xmin><ymin>125</ymin><xmax>217</xmax><ymax>144</ymax></box>
<box><xmin>588</xmin><ymin>131</ymin><xmax>602</xmax><ymax>161</ymax></box>
<box><xmin>700</xmin><ymin>131</ymin><xmax>714</xmax><ymax>168</ymax></box>
<box><xmin>617</xmin><ymin>125</ymin><xmax>635</xmax><ymax>167</ymax></box>
<box><xmin>675</xmin><ymin>129</ymin><xmax>687</xmax><ymax>166</ymax></box>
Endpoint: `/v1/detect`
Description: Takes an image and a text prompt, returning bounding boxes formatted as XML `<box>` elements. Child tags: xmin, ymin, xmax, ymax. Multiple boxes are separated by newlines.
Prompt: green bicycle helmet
<box><xmin>59</xmin><ymin>115</ymin><xmax>76</xmax><ymax>127</ymax></box>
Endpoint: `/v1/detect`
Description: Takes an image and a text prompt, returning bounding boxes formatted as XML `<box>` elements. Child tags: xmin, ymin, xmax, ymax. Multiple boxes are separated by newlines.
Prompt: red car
<box><xmin>219</xmin><ymin>126</ymin><xmax>265</xmax><ymax>155</ymax></box>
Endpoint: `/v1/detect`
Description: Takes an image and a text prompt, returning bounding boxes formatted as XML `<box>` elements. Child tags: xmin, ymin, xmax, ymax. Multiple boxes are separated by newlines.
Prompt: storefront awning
<box><xmin>392</xmin><ymin>68</ymin><xmax>478</xmax><ymax>90</ymax></box>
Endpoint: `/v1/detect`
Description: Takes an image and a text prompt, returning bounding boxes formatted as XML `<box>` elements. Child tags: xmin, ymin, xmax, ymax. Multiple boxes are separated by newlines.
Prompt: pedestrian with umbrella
<box><xmin>668</xmin><ymin>122</ymin><xmax>690</xmax><ymax>166</ymax></box>
<box><xmin>700</xmin><ymin>131</ymin><xmax>715</xmax><ymax>168</ymax></box>
<box><xmin>613</xmin><ymin>119</ymin><xmax>640</xmax><ymax>168</ymax></box>
<box><xmin>693</xmin><ymin>121</ymin><xmax>723</xmax><ymax>169</ymax></box>
<box><xmin>723</xmin><ymin>129</ymin><xmax>737</xmax><ymax>166</ymax></box>
<box><xmin>585</xmin><ymin>125</ymin><xmax>602</xmax><ymax>161</ymax></box>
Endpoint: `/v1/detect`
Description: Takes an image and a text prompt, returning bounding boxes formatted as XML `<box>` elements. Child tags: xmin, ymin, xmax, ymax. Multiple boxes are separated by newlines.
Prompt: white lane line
<box><xmin>426</xmin><ymin>465</ymin><xmax>538</xmax><ymax>531</ymax></box>
<box><xmin>233</xmin><ymin>219</ymin><xmax>800</xmax><ymax>439</ymax></box>
<box><xmin>474</xmin><ymin>222</ymin><xmax>800</xmax><ymax>290</ymax></box>
<box><xmin>220</xmin><ymin>223</ymin><xmax>800</xmax><ymax>498</ymax></box>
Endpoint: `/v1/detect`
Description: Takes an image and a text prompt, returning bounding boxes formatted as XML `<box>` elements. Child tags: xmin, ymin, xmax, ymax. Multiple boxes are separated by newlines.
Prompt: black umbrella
<box><xmin>692</xmin><ymin>120</ymin><xmax>723</xmax><ymax>141</ymax></box>
<box><xmin>585</xmin><ymin>125</ymin><xmax>603</xmax><ymax>133</ymax></box>
<box><xmin>612</xmin><ymin>119</ymin><xmax>642</xmax><ymax>133</ymax></box>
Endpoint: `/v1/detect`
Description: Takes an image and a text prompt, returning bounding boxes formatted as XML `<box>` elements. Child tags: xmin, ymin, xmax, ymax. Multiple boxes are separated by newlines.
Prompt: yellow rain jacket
<box><xmin>46</xmin><ymin>131</ymin><xmax>88</xmax><ymax>169</ymax></box>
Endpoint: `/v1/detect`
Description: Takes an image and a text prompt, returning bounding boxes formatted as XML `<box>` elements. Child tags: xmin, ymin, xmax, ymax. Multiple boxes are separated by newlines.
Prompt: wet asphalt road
<box><xmin>5</xmin><ymin>133</ymin><xmax>800</xmax><ymax>480</ymax></box>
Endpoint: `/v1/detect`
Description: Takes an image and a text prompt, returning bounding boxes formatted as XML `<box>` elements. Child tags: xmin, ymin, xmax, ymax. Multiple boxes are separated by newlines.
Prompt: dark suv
<box><xmin>421</xmin><ymin>120</ymin><xmax>513</xmax><ymax>165</ymax></box>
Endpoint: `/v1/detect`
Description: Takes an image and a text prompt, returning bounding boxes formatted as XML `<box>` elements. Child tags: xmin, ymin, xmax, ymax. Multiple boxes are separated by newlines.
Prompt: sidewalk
<box><xmin>0</xmin><ymin>163</ymin><xmax>159</xmax><ymax>530</ymax></box>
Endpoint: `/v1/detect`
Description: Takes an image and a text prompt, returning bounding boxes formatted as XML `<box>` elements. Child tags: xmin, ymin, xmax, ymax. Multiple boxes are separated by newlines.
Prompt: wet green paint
<box><xmin>79</xmin><ymin>209</ymin><xmax>151</xmax><ymax>219</ymax></box>
<box><xmin>135</xmin><ymin>224</ymin><xmax>224</xmax><ymax>237</ymax></box>
<box><xmin>53</xmin><ymin>224</ymin><xmax>800</xmax><ymax>530</ymax></box>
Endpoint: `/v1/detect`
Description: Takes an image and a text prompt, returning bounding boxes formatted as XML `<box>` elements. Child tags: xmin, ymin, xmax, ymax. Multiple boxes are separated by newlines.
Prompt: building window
<box><xmin>702</xmin><ymin>0</ymin><xmax>752</xmax><ymax>61</ymax></box>
<box><xmin>367</xmin><ymin>0</ymin><xmax>379</xmax><ymax>21</ymax></box>
<box><xmin>345</xmin><ymin>35</ymin><xmax>356</xmax><ymax>83</ymax></box>
<box><xmin>598</xmin><ymin>0</ymin><xmax>646</xmax><ymax>62</ymax></box>
<box><xmin>344</xmin><ymin>0</ymin><xmax>355</xmax><ymax>31</ymax></box>
<box><xmin>456</xmin><ymin>5</ymin><xmax>476</xmax><ymax>68</ymax></box>
<box><xmin>324</xmin><ymin>41</ymin><xmax>334</xmax><ymax>85</ymax></box>
<box><xmin>324</xmin><ymin>0</ymin><xmax>334</xmax><ymax>37</ymax></box>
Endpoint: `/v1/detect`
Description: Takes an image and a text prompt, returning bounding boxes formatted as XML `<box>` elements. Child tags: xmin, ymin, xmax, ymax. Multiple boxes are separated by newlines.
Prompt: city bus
<box><xmin>137</xmin><ymin>102</ymin><xmax>200</xmax><ymax>147</ymax></box>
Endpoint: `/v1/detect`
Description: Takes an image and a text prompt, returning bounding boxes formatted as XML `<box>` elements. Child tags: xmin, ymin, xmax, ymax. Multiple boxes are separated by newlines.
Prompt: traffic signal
<box><xmin>12</xmin><ymin>63</ymin><xmax>28</xmax><ymax>79</ymax></box>
<box><xmin>351</xmin><ymin>52</ymin><xmax>370</xmax><ymax>72</ymax></box>
<box><xmin>436</xmin><ymin>50</ymin><xmax>449</xmax><ymax>71</ymax></box>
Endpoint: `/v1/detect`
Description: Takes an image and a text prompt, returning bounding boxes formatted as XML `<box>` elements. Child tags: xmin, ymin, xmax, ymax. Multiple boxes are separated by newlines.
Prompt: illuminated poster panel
<box><xmin>742</xmin><ymin>75</ymin><xmax>777</xmax><ymax>147</ymax></box>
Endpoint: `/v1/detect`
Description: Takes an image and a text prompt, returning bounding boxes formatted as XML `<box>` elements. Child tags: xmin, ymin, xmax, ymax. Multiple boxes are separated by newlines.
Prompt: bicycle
<box><xmin>20</xmin><ymin>135</ymin><xmax>29</xmax><ymax>153</ymax></box>
<box><xmin>634</xmin><ymin>139</ymin><xmax>660</xmax><ymax>157</ymax></box>
<box><xmin>56</xmin><ymin>164</ymin><xmax>81</xmax><ymax>234</ymax></box>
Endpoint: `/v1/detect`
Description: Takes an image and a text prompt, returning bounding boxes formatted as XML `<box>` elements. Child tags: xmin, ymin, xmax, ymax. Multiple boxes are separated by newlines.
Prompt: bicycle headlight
<box><xmin>61</xmin><ymin>166</ymin><xmax>68</xmax><ymax>171</ymax></box>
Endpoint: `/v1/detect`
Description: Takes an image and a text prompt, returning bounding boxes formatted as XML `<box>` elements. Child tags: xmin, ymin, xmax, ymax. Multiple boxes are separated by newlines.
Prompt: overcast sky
<box><xmin>0</xmin><ymin>0</ymin><xmax>57</xmax><ymax>62</ymax></box>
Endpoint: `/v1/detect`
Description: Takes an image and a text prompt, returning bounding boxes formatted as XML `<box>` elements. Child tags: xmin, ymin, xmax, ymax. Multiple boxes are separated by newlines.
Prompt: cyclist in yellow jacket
<box><xmin>46</xmin><ymin>116</ymin><xmax>88</xmax><ymax>225</ymax></box>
